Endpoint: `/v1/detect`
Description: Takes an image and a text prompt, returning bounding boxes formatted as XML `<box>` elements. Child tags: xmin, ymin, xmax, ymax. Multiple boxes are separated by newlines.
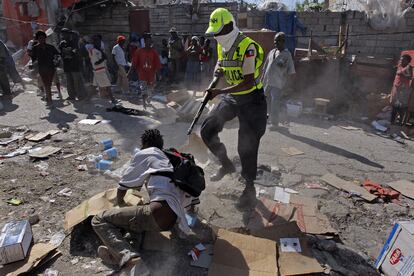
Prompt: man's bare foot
<box><xmin>97</xmin><ymin>245</ymin><xmax>119</xmax><ymax>266</ymax></box>
<box><xmin>119</xmin><ymin>257</ymin><xmax>150</xmax><ymax>276</ymax></box>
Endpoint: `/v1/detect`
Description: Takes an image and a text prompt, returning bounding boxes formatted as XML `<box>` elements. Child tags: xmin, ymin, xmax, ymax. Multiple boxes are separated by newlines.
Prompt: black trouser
<box><xmin>0</xmin><ymin>70</ymin><xmax>11</xmax><ymax>95</ymax></box>
<box><xmin>201</xmin><ymin>89</ymin><xmax>267</xmax><ymax>182</ymax></box>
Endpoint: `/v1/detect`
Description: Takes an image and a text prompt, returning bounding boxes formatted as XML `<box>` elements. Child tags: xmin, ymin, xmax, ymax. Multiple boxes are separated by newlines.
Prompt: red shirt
<box><xmin>132</xmin><ymin>48</ymin><xmax>161</xmax><ymax>84</ymax></box>
<box><xmin>393</xmin><ymin>64</ymin><xmax>412</xmax><ymax>89</ymax></box>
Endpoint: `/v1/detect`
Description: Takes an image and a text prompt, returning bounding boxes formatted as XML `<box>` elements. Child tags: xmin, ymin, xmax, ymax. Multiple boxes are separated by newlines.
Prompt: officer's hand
<box><xmin>206</xmin><ymin>88</ymin><xmax>221</xmax><ymax>101</ymax></box>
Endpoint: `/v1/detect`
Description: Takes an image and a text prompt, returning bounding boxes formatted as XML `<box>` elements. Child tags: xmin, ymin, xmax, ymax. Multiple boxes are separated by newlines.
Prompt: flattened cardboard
<box><xmin>281</xmin><ymin>147</ymin><xmax>304</xmax><ymax>156</ymax></box>
<box><xmin>248</xmin><ymin>197</ymin><xmax>337</xmax><ymax>235</ymax></box>
<box><xmin>78</xmin><ymin>119</ymin><xmax>101</xmax><ymax>125</ymax></box>
<box><xmin>28</xmin><ymin>146</ymin><xmax>61</xmax><ymax>159</ymax></box>
<box><xmin>64</xmin><ymin>189</ymin><xmax>143</xmax><ymax>230</ymax></box>
<box><xmin>321</xmin><ymin>173</ymin><xmax>377</xmax><ymax>202</ymax></box>
<box><xmin>0</xmin><ymin>243</ymin><xmax>57</xmax><ymax>276</ymax></box>
<box><xmin>208</xmin><ymin>229</ymin><xmax>278</xmax><ymax>276</ymax></box>
<box><xmin>252</xmin><ymin>222</ymin><xmax>324</xmax><ymax>276</ymax></box>
<box><xmin>26</xmin><ymin>130</ymin><xmax>60</xmax><ymax>142</ymax></box>
<box><xmin>388</xmin><ymin>180</ymin><xmax>414</xmax><ymax>200</ymax></box>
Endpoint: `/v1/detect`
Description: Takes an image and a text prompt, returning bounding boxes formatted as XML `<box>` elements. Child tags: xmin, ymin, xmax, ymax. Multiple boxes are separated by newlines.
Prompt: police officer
<box><xmin>201</xmin><ymin>8</ymin><xmax>267</xmax><ymax>206</ymax></box>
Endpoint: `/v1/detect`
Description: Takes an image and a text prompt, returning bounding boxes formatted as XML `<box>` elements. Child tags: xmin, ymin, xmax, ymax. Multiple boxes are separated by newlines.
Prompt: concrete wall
<box><xmin>245</xmin><ymin>9</ymin><xmax>414</xmax><ymax>58</ymax></box>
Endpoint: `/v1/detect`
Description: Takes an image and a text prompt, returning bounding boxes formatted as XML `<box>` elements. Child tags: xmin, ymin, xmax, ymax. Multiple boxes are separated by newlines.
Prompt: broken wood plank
<box><xmin>387</xmin><ymin>180</ymin><xmax>414</xmax><ymax>200</ymax></box>
<box><xmin>321</xmin><ymin>174</ymin><xmax>377</xmax><ymax>202</ymax></box>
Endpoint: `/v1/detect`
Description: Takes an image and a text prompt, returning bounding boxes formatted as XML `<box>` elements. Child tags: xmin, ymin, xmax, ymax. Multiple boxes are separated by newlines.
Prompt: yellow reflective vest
<box><xmin>217</xmin><ymin>33</ymin><xmax>264</xmax><ymax>95</ymax></box>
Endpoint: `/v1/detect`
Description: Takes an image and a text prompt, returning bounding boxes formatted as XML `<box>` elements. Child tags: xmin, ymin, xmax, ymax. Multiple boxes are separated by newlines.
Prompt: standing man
<box><xmin>112</xmin><ymin>35</ymin><xmax>129</xmax><ymax>94</ymax></box>
<box><xmin>168</xmin><ymin>27</ymin><xmax>183</xmax><ymax>83</ymax></box>
<box><xmin>262</xmin><ymin>32</ymin><xmax>295</xmax><ymax>130</ymax></box>
<box><xmin>131</xmin><ymin>33</ymin><xmax>161</xmax><ymax>109</ymax></box>
<box><xmin>200</xmin><ymin>8</ymin><xmax>267</xmax><ymax>206</ymax></box>
<box><xmin>59</xmin><ymin>28</ymin><xmax>87</xmax><ymax>101</ymax></box>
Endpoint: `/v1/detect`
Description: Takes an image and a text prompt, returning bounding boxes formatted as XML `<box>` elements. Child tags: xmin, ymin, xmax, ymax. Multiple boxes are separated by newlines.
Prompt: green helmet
<box><xmin>205</xmin><ymin>8</ymin><xmax>234</xmax><ymax>35</ymax></box>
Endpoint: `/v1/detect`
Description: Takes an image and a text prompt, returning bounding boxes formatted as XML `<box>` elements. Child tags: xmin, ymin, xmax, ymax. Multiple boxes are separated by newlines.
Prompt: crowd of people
<box><xmin>19</xmin><ymin>27</ymin><xmax>214</xmax><ymax>109</ymax></box>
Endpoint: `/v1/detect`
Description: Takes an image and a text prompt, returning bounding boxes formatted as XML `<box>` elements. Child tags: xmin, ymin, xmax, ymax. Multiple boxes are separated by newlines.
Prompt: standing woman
<box><xmin>30</xmin><ymin>31</ymin><xmax>60</xmax><ymax>108</ymax></box>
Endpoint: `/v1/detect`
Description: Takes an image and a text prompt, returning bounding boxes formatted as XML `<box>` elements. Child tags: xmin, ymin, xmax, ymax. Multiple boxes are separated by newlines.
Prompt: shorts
<box><xmin>93</xmin><ymin>69</ymin><xmax>111</xmax><ymax>88</ymax></box>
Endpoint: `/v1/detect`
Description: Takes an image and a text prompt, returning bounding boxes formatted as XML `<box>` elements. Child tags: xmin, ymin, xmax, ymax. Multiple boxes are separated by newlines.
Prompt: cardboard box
<box><xmin>0</xmin><ymin>220</ymin><xmax>33</xmax><ymax>265</ymax></box>
<box><xmin>376</xmin><ymin>221</ymin><xmax>414</xmax><ymax>276</ymax></box>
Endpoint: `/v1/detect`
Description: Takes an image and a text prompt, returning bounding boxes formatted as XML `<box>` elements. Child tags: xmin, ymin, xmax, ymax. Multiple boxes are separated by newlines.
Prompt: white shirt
<box><xmin>262</xmin><ymin>48</ymin><xmax>295</xmax><ymax>90</ymax></box>
<box><xmin>118</xmin><ymin>147</ymin><xmax>193</xmax><ymax>234</ymax></box>
<box><xmin>112</xmin><ymin>44</ymin><xmax>127</xmax><ymax>66</ymax></box>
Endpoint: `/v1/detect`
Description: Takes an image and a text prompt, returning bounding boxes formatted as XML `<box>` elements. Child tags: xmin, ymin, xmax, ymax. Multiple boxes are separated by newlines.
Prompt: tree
<box><xmin>295</xmin><ymin>0</ymin><xmax>324</xmax><ymax>12</ymax></box>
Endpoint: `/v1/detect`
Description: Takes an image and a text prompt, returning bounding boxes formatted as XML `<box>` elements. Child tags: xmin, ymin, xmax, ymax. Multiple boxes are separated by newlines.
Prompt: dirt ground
<box><xmin>1</xmin><ymin>81</ymin><xmax>414</xmax><ymax>275</ymax></box>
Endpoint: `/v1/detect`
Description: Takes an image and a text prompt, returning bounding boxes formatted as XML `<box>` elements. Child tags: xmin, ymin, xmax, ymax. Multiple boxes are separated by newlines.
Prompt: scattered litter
<box><xmin>363</xmin><ymin>180</ymin><xmax>399</xmax><ymax>202</ymax></box>
<box><xmin>96</xmin><ymin>160</ymin><xmax>113</xmax><ymax>171</ymax></box>
<box><xmin>44</xmin><ymin>268</ymin><xmax>59</xmax><ymax>276</ymax></box>
<box><xmin>190</xmin><ymin>244</ymin><xmax>213</xmax><ymax>269</ymax></box>
<box><xmin>371</xmin><ymin>120</ymin><xmax>388</xmax><ymax>132</ymax></box>
<box><xmin>0</xmin><ymin>146</ymin><xmax>32</xmax><ymax>158</ymax></box>
<box><xmin>304</xmin><ymin>182</ymin><xmax>329</xmax><ymax>190</ymax></box>
<box><xmin>387</xmin><ymin>180</ymin><xmax>414</xmax><ymax>200</ymax></box>
<box><xmin>77</xmin><ymin>164</ymin><xmax>88</xmax><ymax>171</ymax></box>
<box><xmin>274</xmin><ymin>187</ymin><xmax>291</xmax><ymax>203</ymax></box>
<box><xmin>284</xmin><ymin>188</ymin><xmax>299</xmax><ymax>194</ymax></box>
<box><xmin>256</xmin><ymin>188</ymin><xmax>270</xmax><ymax>198</ymax></box>
<box><xmin>281</xmin><ymin>147</ymin><xmax>304</xmax><ymax>156</ymax></box>
<box><xmin>188</xmin><ymin>243</ymin><xmax>206</xmax><ymax>261</ymax></box>
<box><xmin>70</xmin><ymin>258</ymin><xmax>79</xmax><ymax>265</ymax></box>
<box><xmin>49</xmin><ymin>231</ymin><xmax>66</xmax><ymax>247</ymax></box>
<box><xmin>101</xmin><ymin>120</ymin><xmax>111</xmax><ymax>124</ymax></box>
<box><xmin>57</xmin><ymin>188</ymin><xmax>72</xmax><ymax>197</ymax></box>
<box><xmin>26</xmin><ymin>130</ymin><xmax>60</xmax><ymax>142</ymax></box>
<box><xmin>102</xmin><ymin>147</ymin><xmax>118</xmax><ymax>160</ymax></box>
<box><xmin>78</xmin><ymin>119</ymin><xmax>101</xmax><ymax>125</ymax></box>
<box><xmin>280</xmin><ymin>238</ymin><xmax>302</xmax><ymax>253</ymax></box>
<box><xmin>29</xmin><ymin>146</ymin><xmax>61</xmax><ymax>159</ymax></box>
<box><xmin>40</xmin><ymin>196</ymin><xmax>55</xmax><ymax>203</ymax></box>
<box><xmin>0</xmin><ymin>242</ymin><xmax>59</xmax><ymax>276</ymax></box>
<box><xmin>339</xmin><ymin>126</ymin><xmax>361</xmax><ymax>131</ymax></box>
<box><xmin>34</xmin><ymin>161</ymin><xmax>49</xmax><ymax>173</ymax></box>
<box><xmin>321</xmin><ymin>174</ymin><xmax>377</xmax><ymax>202</ymax></box>
<box><xmin>62</xmin><ymin>153</ymin><xmax>76</xmax><ymax>159</ymax></box>
<box><xmin>0</xmin><ymin>220</ymin><xmax>32</xmax><ymax>265</ymax></box>
<box><xmin>6</xmin><ymin>199</ymin><xmax>23</xmax><ymax>206</ymax></box>
<box><xmin>74</xmin><ymin>156</ymin><xmax>86</xmax><ymax>161</ymax></box>
<box><xmin>100</xmin><ymin>139</ymin><xmax>113</xmax><ymax>150</ymax></box>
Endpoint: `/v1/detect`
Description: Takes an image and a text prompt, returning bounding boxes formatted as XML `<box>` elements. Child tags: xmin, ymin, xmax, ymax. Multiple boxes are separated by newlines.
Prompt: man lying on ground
<box><xmin>92</xmin><ymin>129</ymin><xmax>197</xmax><ymax>271</ymax></box>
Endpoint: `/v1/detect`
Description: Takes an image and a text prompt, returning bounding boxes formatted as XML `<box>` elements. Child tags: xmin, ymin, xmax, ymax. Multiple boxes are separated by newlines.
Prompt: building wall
<box><xmin>0</xmin><ymin>0</ymin><xmax>6</xmax><ymax>42</ymax></box>
<box><xmin>246</xmin><ymin>9</ymin><xmax>414</xmax><ymax>58</ymax></box>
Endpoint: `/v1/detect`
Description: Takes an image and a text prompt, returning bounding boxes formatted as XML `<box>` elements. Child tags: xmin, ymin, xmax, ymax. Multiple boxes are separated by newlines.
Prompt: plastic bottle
<box><xmin>103</xmin><ymin>147</ymin><xmax>118</xmax><ymax>160</ymax></box>
<box><xmin>100</xmin><ymin>139</ymin><xmax>113</xmax><ymax>150</ymax></box>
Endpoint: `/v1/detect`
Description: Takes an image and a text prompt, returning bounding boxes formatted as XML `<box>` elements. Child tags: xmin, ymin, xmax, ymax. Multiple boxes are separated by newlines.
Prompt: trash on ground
<box><xmin>99</xmin><ymin>139</ymin><xmax>113</xmax><ymax>150</ymax></box>
<box><xmin>190</xmin><ymin>244</ymin><xmax>213</xmax><ymax>268</ymax></box>
<box><xmin>28</xmin><ymin>146</ymin><xmax>61</xmax><ymax>159</ymax></box>
<box><xmin>44</xmin><ymin>268</ymin><xmax>60</xmax><ymax>276</ymax></box>
<box><xmin>26</xmin><ymin>130</ymin><xmax>60</xmax><ymax>142</ymax></box>
<box><xmin>375</xmin><ymin>221</ymin><xmax>414</xmax><ymax>276</ymax></box>
<box><xmin>0</xmin><ymin>242</ymin><xmax>59</xmax><ymax>276</ymax></box>
<box><xmin>96</xmin><ymin>159</ymin><xmax>113</xmax><ymax>170</ymax></box>
<box><xmin>304</xmin><ymin>182</ymin><xmax>329</xmax><ymax>190</ymax></box>
<box><xmin>78</xmin><ymin>119</ymin><xmax>101</xmax><ymax>125</ymax></box>
<box><xmin>387</xmin><ymin>180</ymin><xmax>414</xmax><ymax>200</ymax></box>
<box><xmin>57</xmin><ymin>188</ymin><xmax>72</xmax><ymax>197</ymax></box>
<box><xmin>371</xmin><ymin>120</ymin><xmax>388</xmax><ymax>132</ymax></box>
<box><xmin>251</xmin><ymin>222</ymin><xmax>324</xmax><ymax>275</ymax></box>
<box><xmin>208</xmin><ymin>229</ymin><xmax>278</xmax><ymax>275</ymax></box>
<box><xmin>363</xmin><ymin>180</ymin><xmax>400</xmax><ymax>202</ymax></box>
<box><xmin>74</xmin><ymin>156</ymin><xmax>86</xmax><ymax>161</ymax></box>
<box><xmin>34</xmin><ymin>161</ymin><xmax>49</xmax><ymax>175</ymax></box>
<box><xmin>102</xmin><ymin>147</ymin><xmax>118</xmax><ymax>160</ymax></box>
<box><xmin>64</xmin><ymin>188</ymin><xmax>143</xmax><ymax>230</ymax></box>
<box><xmin>0</xmin><ymin>220</ymin><xmax>32</xmax><ymax>265</ymax></box>
<box><xmin>248</xmin><ymin>197</ymin><xmax>337</xmax><ymax>235</ymax></box>
<box><xmin>77</xmin><ymin>164</ymin><xmax>88</xmax><ymax>171</ymax></box>
<box><xmin>274</xmin><ymin>186</ymin><xmax>291</xmax><ymax>203</ymax></box>
<box><xmin>339</xmin><ymin>125</ymin><xmax>362</xmax><ymax>131</ymax></box>
<box><xmin>49</xmin><ymin>231</ymin><xmax>66</xmax><ymax>247</ymax></box>
<box><xmin>281</xmin><ymin>147</ymin><xmax>304</xmax><ymax>156</ymax></box>
<box><xmin>0</xmin><ymin>146</ymin><xmax>32</xmax><ymax>158</ymax></box>
<box><xmin>321</xmin><ymin>174</ymin><xmax>377</xmax><ymax>202</ymax></box>
<box><xmin>188</xmin><ymin>243</ymin><xmax>206</xmax><ymax>261</ymax></box>
<box><xmin>6</xmin><ymin>199</ymin><xmax>23</xmax><ymax>206</ymax></box>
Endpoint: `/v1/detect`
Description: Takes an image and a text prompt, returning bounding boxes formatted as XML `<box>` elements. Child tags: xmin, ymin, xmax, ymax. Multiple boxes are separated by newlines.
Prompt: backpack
<box><xmin>154</xmin><ymin>148</ymin><xmax>205</xmax><ymax>197</ymax></box>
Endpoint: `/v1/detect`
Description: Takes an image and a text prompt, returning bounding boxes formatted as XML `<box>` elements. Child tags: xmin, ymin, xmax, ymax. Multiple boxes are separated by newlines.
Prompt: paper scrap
<box><xmin>28</xmin><ymin>146</ymin><xmax>61</xmax><ymax>159</ymax></box>
<box><xmin>78</xmin><ymin>119</ymin><xmax>101</xmax><ymax>125</ymax></box>
<box><xmin>321</xmin><ymin>174</ymin><xmax>377</xmax><ymax>202</ymax></box>
<box><xmin>281</xmin><ymin>147</ymin><xmax>304</xmax><ymax>156</ymax></box>
<box><xmin>387</xmin><ymin>180</ymin><xmax>414</xmax><ymax>200</ymax></box>
<box><xmin>274</xmin><ymin>187</ymin><xmax>291</xmax><ymax>203</ymax></box>
<box><xmin>280</xmin><ymin>238</ymin><xmax>302</xmax><ymax>253</ymax></box>
<box><xmin>339</xmin><ymin>126</ymin><xmax>361</xmax><ymax>131</ymax></box>
<box><xmin>190</xmin><ymin>244</ymin><xmax>214</xmax><ymax>269</ymax></box>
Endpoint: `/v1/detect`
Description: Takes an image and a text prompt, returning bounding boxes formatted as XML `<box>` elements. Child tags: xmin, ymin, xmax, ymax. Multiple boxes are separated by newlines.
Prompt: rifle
<box><xmin>187</xmin><ymin>76</ymin><xmax>219</xmax><ymax>135</ymax></box>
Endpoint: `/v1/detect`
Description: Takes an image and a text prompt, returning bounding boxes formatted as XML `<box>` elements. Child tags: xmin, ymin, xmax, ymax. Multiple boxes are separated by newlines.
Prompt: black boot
<box><xmin>210</xmin><ymin>163</ymin><xmax>236</xmax><ymax>182</ymax></box>
<box><xmin>236</xmin><ymin>180</ymin><xmax>257</xmax><ymax>209</ymax></box>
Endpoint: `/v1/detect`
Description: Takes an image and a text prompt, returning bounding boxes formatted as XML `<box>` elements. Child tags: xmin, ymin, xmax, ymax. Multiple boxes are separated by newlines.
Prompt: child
<box><xmin>390</xmin><ymin>54</ymin><xmax>413</xmax><ymax>125</ymax></box>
